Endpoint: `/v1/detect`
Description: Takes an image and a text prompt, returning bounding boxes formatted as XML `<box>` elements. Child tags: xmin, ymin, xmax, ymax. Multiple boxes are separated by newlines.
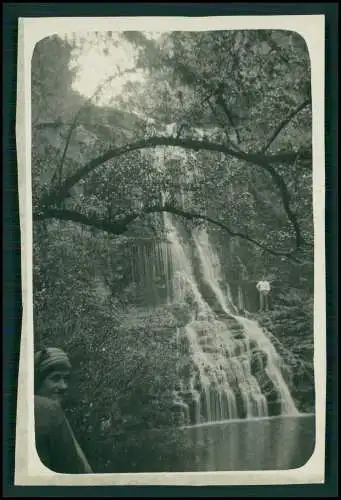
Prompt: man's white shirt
<box><xmin>256</xmin><ymin>280</ymin><xmax>271</xmax><ymax>292</ymax></box>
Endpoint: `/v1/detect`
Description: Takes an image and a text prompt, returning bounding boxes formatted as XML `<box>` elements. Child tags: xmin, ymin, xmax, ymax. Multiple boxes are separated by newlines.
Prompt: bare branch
<box><xmin>33</xmin><ymin>119</ymin><xmax>139</xmax><ymax>141</ymax></box>
<box><xmin>260</xmin><ymin>99</ymin><xmax>311</xmax><ymax>154</ymax></box>
<box><xmin>50</xmin><ymin>68</ymin><xmax>138</xmax><ymax>189</ymax></box>
<box><xmin>144</xmin><ymin>205</ymin><xmax>302</xmax><ymax>262</ymax></box>
<box><xmin>259</xmin><ymin>162</ymin><xmax>304</xmax><ymax>248</ymax></box>
<box><xmin>34</xmin><ymin>120</ymin><xmax>64</xmax><ymax>130</ymax></box>
<box><xmin>169</xmin><ymin>58</ymin><xmax>243</xmax><ymax>145</ymax></box>
<box><xmin>50</xmin><ymin>77</ymin><xmax>110</xmax><ymax>188</ymax></box>
<box><xmin>258</xmin><ymin>32</ymin><xmax>290</xmax><ymax>65</ymax></box>
<box><xmin>35</xmin><ymin>208</ymin><xmax>140</xmax><ymax>234</ymax></box>
<box><xmin>214</xmin><ymin>88</ymin><xmax>241</xmax><ymax>145</ymax></box>
<box><xmin>206</xmin><ymin>99</ymin><xmax>242</xmax><ymax>152</ymax></box>
<box><xmin>35</xmin><ymin>205</ymin><xmax>302</xmax><ymax>262</ymax></box>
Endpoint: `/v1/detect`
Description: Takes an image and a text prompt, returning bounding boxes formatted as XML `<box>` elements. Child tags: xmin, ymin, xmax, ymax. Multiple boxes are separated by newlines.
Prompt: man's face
<box><xmin>37</xmin><ymin>369</ymin><xmax>70</xmax><ymax>404</ymax></box>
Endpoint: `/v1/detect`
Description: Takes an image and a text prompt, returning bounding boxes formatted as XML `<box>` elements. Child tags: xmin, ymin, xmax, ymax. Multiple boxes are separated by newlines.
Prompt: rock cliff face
<box><xmin>257</xmin><ymin>306</ymin><xmax>315</xmax><ymax>414</ymax></box>
<box><xmin>171</xmin><ymin>310</ymin><xmax>298</xmax><ymax>426</ymax></box>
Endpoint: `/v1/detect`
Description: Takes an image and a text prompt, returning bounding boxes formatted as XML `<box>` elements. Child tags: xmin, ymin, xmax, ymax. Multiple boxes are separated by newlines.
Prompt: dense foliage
<box><xmin>32</xmin><ymin>30</ymin><xmax>315</xmax><ymax>471</ymax></box>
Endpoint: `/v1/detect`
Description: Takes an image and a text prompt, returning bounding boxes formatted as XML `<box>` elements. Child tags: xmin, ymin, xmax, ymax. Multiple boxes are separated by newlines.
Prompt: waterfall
<box><xmin>162</xmin><ymin>213</ymin><xmax>299</xmax><ymax>426</ymax></box>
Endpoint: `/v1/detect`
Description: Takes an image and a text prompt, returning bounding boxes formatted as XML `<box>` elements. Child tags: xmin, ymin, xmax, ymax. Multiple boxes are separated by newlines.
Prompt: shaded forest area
<box><xmin>32</xmin><ymin>30</ymin><xmax>314</xmax><ymax>472</ymax></box>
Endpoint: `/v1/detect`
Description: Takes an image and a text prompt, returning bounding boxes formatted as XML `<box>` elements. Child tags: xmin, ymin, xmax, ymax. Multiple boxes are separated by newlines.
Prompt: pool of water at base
<box><xmin>183</xmin><ymin>413</ymin><xmax>315</xmax><ymax>471</ymax></box>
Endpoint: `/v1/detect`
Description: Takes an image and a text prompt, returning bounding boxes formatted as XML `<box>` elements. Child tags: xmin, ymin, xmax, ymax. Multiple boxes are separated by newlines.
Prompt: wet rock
<box><xmin>233</xmin><ymin>332</ymin><xmax>246</xmax><ymax>340</ymax></box>
<box><xmin>250</xmin><ymin>349</ymin><xmax>268</xmax><ymax>374</ymax></box>
<box><xmin>202</xmin><ymin>345</ymin><xmax>219</xmax><ymax>354</ymax></box>
<box><xmin>234</xmin><ymin>387</ymin><xmax>247</xmax><ymax>419</ymax></box>
<box><xmin>179</xmin><ymin>336</ymin><xmax>190</xmax><ymax>354</ymax></box>
<box><xmin>248</xmin><ymin>339</ymin><xmax>258</xmax><ymax>351</ymax></box>
<box><xmin>178</xmin><ymin>391</ymin><xmax>194</xmax><ymax>402</ymax></box>
<box><xmin>267</xmin><ymin>398</ymin><xmax>283</xmax><ymax>417</ymax></box>
<box><xmin>234</xmin><ymin>344</ymin><xmax>243</xmax><ymax>357</ymax></box>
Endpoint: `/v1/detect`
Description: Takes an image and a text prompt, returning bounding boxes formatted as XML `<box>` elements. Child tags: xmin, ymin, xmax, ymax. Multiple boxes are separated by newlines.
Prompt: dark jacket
<box><xmin>34</xmin><ymin>395</ymin><xmax>92</xmax><ymax>474</ymax></box>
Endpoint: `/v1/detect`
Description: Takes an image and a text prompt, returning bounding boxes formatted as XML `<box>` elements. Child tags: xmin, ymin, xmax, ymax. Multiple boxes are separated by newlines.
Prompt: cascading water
<box><xmin>162</xmin><ymin>212</ymin><xmax>299</xmax><ymax>426</ymax></box>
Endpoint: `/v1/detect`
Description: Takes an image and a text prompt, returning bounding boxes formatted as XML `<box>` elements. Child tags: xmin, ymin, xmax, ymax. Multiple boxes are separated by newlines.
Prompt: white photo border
<box><xmin>15</xmin><ymin>15</ymin><xmax>326</xmax><ymax>486</ymax></box>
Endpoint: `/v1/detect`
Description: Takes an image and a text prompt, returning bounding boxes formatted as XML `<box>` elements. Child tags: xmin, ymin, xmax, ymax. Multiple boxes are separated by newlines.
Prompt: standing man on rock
<box><xmin>256</xmin><ymin>276</ymin><xmax>271</xmax><ymax>312</ymax></box>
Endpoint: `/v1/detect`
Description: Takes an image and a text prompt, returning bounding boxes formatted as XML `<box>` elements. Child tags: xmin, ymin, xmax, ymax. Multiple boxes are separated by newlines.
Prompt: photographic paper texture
<box><xmin>15</xmin><ymin>14</ymin><xmax>325</xmax><ymax>486</ymax></box>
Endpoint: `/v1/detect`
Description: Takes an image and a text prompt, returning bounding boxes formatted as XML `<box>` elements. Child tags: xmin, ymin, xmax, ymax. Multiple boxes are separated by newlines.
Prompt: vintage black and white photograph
<box><xmin>15</xmin><ymin>15</ymin><xmax>326</xmax><ymax>485</ymax></box>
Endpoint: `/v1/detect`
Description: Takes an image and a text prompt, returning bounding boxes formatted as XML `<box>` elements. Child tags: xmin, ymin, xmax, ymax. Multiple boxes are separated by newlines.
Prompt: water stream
<box><xmin>163</xmin><ymin>213</ymin><xmax>299</xmax><ymax>426</ymax></box>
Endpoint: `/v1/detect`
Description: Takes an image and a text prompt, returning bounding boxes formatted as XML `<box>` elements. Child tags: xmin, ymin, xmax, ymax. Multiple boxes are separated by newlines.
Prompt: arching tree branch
<box><xmin>43</xmin><ymin>135</ymin><xmax>312</xmax><ymax>208</ymax></box>
<box><xmin>35</xmin><ymin>208</ymin><xmax>140</xmax><ymax>235</ymax></box>
<box><xmin>144</xmin><ymin>205</ymin><xmax>302</xmax><ymax>262</ymax></box>
<box><xmin>41</xmin><ymin>135</ymin><xmax>310</xmax><ymax>252</ymax></box>
<box><xmin>34</xmin><ymin>204</ymin><xmax>303</xmax><ymax>262</ymax></box>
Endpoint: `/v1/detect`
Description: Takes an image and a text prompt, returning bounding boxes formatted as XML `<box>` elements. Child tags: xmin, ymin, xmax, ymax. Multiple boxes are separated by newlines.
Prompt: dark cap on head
<box><xmin>34</xmin><ymin>347</ymin><xmax>71</xmax><ymax>391</ymax></box>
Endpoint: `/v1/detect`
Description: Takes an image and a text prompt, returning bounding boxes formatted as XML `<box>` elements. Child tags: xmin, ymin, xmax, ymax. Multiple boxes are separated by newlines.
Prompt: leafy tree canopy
<box><xmin>32</xmin><ymin>30</ymin><xmax>313</xmax><ymax>265</ymax></box>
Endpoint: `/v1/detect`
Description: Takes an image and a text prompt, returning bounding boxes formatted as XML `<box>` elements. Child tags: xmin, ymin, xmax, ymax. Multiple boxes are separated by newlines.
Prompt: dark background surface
<box><xmin>3</xmin><ymin>2</ymin><xmax>338</xmax><ymax>497</ymax></box>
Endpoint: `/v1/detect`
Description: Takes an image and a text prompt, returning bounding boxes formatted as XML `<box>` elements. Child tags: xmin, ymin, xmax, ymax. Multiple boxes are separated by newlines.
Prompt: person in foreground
<box><xmin>34</xmin><ymin>347</ymin><xmax>93</xmax><ymax>474</ymax></box>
